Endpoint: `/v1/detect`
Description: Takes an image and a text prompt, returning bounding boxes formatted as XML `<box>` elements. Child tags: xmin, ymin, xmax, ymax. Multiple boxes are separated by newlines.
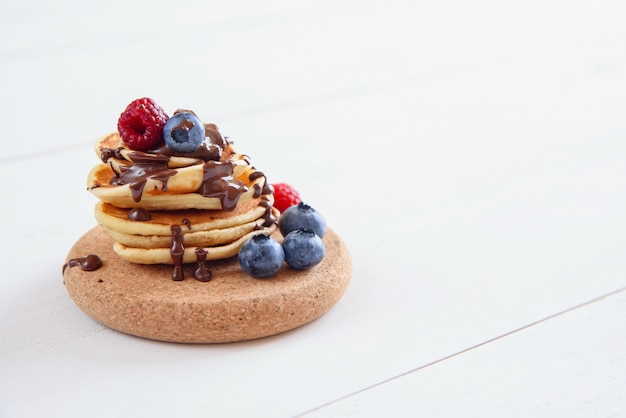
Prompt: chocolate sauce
<box><xmin>100</xmin><ymin>147</ymin><xmax>125</xmax><ymax>163</ymax></box>
<box><xmin>173</xmin><ymin>117</ymin><xmax>195</xmax><ymax>135</ymax></box>
<box><xmin>148</xmin><ymin>141</ymin><xmax>222</xmax><ymax>161</ymax></box>
<box><xmin>174</xmin><ymin>109</ymin><xmax>196</xmax><ymax>115</ymax></box>
<box><xmin>259</xmin><ymin>197</ymin><xmax>278</xmax><ymax>227</ymax></box>
<box><xmin>205</xmin><ymin>123</ymin><xmax>228</xmax><ymax>148</ymax></box>
<box><xmin>143</xmin><ymin>122</ymin><xmax>226</xmax><ymax>160</ymax></box>
<box><xmin>193</xmin><ymin>247</ymin><xmax>212</xmax><ymax>282</ymax></box>
<box><xmin>182</xmin><ymin>218</ymin><xmax>192</xmax><ymax>229</ymax></box>
<box><xmin>109</xmin><ymin>152</ymin><xmax>178</xmax><ymax>202</ymax></box>
<box><xmin>247</xmin><ymin>171</ymin><xmax>276</xmax><ymax>225</ymax></box>
<box><xmin>248</xmin><ymin>171</ymin><xmax>274</xmax><ymax>195</ymax></box>
<box><xmin>100</xmin><ymin>124</ymin><xmax>239</xmax><ymax>206</ymax></box>
<box><xmin>240</xmin><ymin>154</ymin><xmax>252</xmax><ymax>165</ymax></box>
<box><xmin>62</xmin><ymin>254</ymin><xmax>103</xmax><ymax>274</ymax></box>
<box><xmin>170</xmin><ymin>225</ymin><xmax>185</xmax><ymax>281</ymax></box>
<box><xmin>128</xmin><ymin>207</ymin><xmax>151</xmax><ymax>221</ymax></box>
<box><xmin>199</xmin><ymin>160</ymin><xmax>247</xmax><ymax>211</ymax></box>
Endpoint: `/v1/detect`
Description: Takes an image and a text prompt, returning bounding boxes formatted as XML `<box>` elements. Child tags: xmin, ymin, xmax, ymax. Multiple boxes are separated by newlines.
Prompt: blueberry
<box><xmin>282</xmin><ymin>229</ymin><xmax>325</xmax><ymax>270</ymax></box>
<box><xmin>163</xmin><ymin>112</ymin><xmax>204</xmax><ymax>153</ymax></box>
<box><xmin>278</xmin><ymin>202</ymin><xmax>326</xmax><ymax>238</ymax></box>
<box><xmin>238</xmin><ymin>234</ymin><xmax>285</xmax><ymax>278</ymax></box>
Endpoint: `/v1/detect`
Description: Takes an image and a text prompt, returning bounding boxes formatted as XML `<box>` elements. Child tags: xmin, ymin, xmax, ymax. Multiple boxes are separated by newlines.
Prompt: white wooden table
<box><xmin>1</xmin><ymin>1</ymin><xmax>625</xmax><ymax>417</ymax></box>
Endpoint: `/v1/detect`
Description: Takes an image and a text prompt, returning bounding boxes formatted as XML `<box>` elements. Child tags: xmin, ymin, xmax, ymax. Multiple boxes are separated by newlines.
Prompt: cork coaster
<box><xmin>63</xmin><ymin>226</ymin><xmax>351</xmax><ymax>343</ymax></box>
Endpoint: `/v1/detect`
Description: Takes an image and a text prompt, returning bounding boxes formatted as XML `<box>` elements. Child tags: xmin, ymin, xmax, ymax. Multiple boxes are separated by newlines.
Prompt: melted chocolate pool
<box><xmin>63</xmin><ymin>254</ymin><xmax>103</xmax><ymax>274</ymax></box>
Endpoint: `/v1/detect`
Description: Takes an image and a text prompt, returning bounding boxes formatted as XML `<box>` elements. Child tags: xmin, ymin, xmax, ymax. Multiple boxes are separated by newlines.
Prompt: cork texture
<box><xmin>63</xmin><ymin>226</ymin><xmax>352</xmax><ymax>343</ymax></box>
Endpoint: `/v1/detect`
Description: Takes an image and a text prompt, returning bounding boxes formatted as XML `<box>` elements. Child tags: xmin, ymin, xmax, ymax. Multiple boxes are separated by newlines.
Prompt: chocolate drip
<box><xmin>205</xmin><ymin>123</ymin><xmax>228</xmax><ymax>148</ymax></box>
<box><xmin>63</xmin><ymin>254</ymin><xmax>103</xmax><ymax>274</ymax></box>
<box><xmin>193</xmin><ymin>247</ymin><xmax>212</xmax><ymax>282</ymax></box>
<box><xmin>199</xmin><ymin>160</ymin><xmax>247</xmax><ymax>211</ymax></box>
<box><xmin>147</xmin><ymin>140</ymin><xmax>222</xmax><ymax>161</ymax></box>
<box><xmin>170</xmin><ymin>225</ymin><xmax>185</xmax><ymax>281</ymax></box>
<box><xmin>249</xmin><ymin>171</ymin><xmax>275</xmax><ymax>221</ymax></box>
<box><xmin>248</xmin><ymin>171</ymin><xmax>274</xmax><ymax>195</ymax></box>
<box><xmin>259</xmin><ymin>198</ymin><xmax>278</xmax><ymax>227</ymax></box>
<box><xmin>240</xmin><ymin>154</ymin><xmax>252</xmax><ymax>165</ymax></box>
<box><xmin>109</xmin><ymin>152</ymin><xmax>178</xmax><ymax>202</ymax></box>
<box><xmin>173</xmin><ymin>117</ymin><xmax>195</xmax><ymax>135</ymax></box>
<box><xmin>100</xmin><ymin>147</ymin><xmax>125</xmax><ymax>163</ymax></box>
<box><xmin>128</xmin><ymin>207</ymin><xmax>151</xmax><ymax>221</ymax></box>
<box><xmin>182</xmin><ymin>218</ymin><xmax>192</xmax><ymax>229</ymax></box>
<box><xmin>143</xmin><ymin>123</ymin><xmax>225</xmax><ymax>160</ymax></box>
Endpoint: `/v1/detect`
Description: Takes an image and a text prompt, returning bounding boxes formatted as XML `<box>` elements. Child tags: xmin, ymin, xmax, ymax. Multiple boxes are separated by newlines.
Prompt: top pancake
<box><xmin>87</xmin><ymin>132</ymin><xmax>265</xmax><ymax>211</ymax></box>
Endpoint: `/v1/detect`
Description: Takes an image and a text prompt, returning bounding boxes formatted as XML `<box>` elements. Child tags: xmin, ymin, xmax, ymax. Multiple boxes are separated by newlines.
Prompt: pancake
<box><xmin>100</xmin><ymin>220</ymin><xmax>260</xmax><ymax>249</ymax></box>
<box><xmin>112</xmin><ymin>221</ymin><xmax>277</xmax><ymax>264</ymax></box>
<box><xmin>87</xmin><ymin>156</ymin><xmax>260</xmax><ymax>211</ymax></box>
<box><xmin>93</xmin><ymin>132</ymin><xmax>239</xmax><ymax>169</ymax></box>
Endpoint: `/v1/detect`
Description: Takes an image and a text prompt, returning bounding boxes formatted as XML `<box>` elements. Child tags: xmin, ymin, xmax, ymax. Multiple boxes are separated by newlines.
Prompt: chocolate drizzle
<box><xmin>148</xmin><ymin>140</ymin><xmax>222</xmax><ymax>161</ymax></box>
<box><xmin>100</xmin><ymin>147</ymin><xmax>125</xmax><ymax>162</ymax></box>
<box><xmin>248</xmin><ymin>171</ymin><xmax>276</xmax><ymax>227</ymax></box>
<box><xmin>99</xmin><ymin>123</ymin><xmax>247</xmax><ymax>209</ymax></box>
<box><xmin>63</xmin><ymin>254</ymin><xmax>103</xmax><ymax>274</ymax></box>
<box><xmin>205</xmin><ymin>123</ymin><xmax>229</xmax><ymax>148</ymax></box>
<box><xmin>240</xmin><ymin>154</ymin><xmax>252</xmax><ymax>165</ymax></box>
<box><xmin>199</xmin><ymin>161</ymin><xmax>248</xmax><ymax>211</ymax></box>
<box><xmin>259</xmin><ymin>197</ymin><xmax>277</xmax><ymax>227</ymax></box>
<box><xmin>128</xmin><ymin>207</ymin><xmax>151</xmax><ymax>221</ymax></box>
<box><xmin>170</xmin><ymin>225</ymin><xmax>185</xmax><ymax>281</ymax></box>
<box><xmin>248</xmin><ymin>171</ymin><xmax>274</xmax><ymax>197</ymax></box>
<box><xmin>193</xmin><ymin>247</ymin><xmax>212</xmax><ymax>282</ymax></box>
<box><xmin>168</xmin><ymin>230</ymin><xmax>212</xmax><ymax>281</ymax></box>
<box><xmin>142</xmin><ymin>123</ymin><xmax>226</xmax><ymax>160</ymax></box>
<box><xmin>106</xmin><ymin>151</ymin><xmax>178</xmax><ymax>202</ymax></box>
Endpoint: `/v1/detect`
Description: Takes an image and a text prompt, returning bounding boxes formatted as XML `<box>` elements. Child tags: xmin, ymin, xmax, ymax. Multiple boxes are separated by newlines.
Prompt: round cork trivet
<box><xmin>63</xmin><ymin>226</ymin><xmax>351</xmax><ymax>343</ymax></box>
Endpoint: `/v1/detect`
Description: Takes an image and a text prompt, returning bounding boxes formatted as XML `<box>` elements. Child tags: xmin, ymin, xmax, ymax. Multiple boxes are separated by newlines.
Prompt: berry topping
<box><xmin>282</xmin><ymin>229</ymin><xmax>325</xmax><ymax>270</ymax></box>
<box><xmin>272</xmin><ymin>183</ymin><xmax>301</xmax><ymax>213</ymax></box>
<box><xmin>279</xmin><ymin>202</ymin><xmax>327</xmax><ymax>238</ymax></box>
<box><xmin>163</xmin><ymin>112</ymin><xmax>205</xmax><ymax>153</ymax></box>
<box><xmin>238</xmin><ymin>234</ymin><xmax>285</xmax><ymax>278</ymax></box>
<box><xmin>117</xmin><ymin>97</ymin><xmax>169</xmax><ymax>151</ymax></box>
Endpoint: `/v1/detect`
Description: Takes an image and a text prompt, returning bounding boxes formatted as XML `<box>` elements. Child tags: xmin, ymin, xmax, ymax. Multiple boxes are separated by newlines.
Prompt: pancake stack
<box><xmin>87</xmin><ymin>125</ymin><xmax>277</xmax><ymax>268</ymax></box>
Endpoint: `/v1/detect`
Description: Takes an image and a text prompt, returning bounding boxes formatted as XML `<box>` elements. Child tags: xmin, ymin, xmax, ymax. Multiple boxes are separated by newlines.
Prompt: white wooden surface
<box><xmin>1</xmin><ymin>1</ymin><xmax>625</xmax><ymax>417</ymax></box>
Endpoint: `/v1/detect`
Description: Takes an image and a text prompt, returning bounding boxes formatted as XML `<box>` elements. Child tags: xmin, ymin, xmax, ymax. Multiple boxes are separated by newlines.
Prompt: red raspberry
<box><xmin>117</xmin><ymin>98</ymin><xmax>169</xmax><ymax>151</ymax></box>
<box><xmin>272</xmin><ymin>183</ymin><xmax>301</xmax><ymax>213</ymax></box>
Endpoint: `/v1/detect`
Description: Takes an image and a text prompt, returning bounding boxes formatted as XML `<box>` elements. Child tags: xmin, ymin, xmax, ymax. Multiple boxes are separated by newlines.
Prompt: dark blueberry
<box><xmin>278</xmin><ymin>202</ymin><xmax>326</xmax><ymax>238</ymax></box>
<box><xmin>163</xmin><ymin>112</ymin><xmax>204</xmax><ymax>153</ymax></box>
<box><xmin>238</xmin><ymin>234</ymin><xmax>285</xmax><ymax>278</ymax></box>
<box><xmin>282</xmin><ymin>229</ymin><xmax>325</xmax><ymax>270</ymax></box>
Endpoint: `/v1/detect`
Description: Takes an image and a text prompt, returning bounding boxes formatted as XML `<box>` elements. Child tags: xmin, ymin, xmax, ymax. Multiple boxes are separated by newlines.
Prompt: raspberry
<box><xmin>117</xmin><ymin>98</ymin><xmax>169</xmax><ymax>151</ymax></box>
<box><xmin>272</xmin><ymin>183</ymin><xmax>301</xmax><ymax>213</ymax></box>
